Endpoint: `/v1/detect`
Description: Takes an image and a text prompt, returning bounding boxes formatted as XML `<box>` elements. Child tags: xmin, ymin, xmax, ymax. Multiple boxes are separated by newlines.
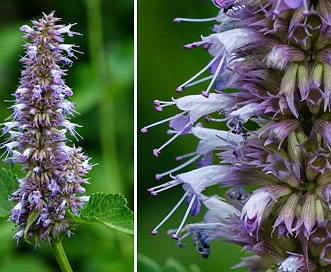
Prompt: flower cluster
<box><xmin>142</xmin><ymin>0</ymin><xmax>331</xmax><ymax>271</ymax></box>
<box><xmin>2</xmin><ymin>12</ymin><xmax>92</xmax><ymax>245</ymax></box>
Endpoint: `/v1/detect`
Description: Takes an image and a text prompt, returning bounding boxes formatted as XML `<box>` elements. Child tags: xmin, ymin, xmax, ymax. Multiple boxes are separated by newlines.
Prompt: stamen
<box><xmin>176</xmin><ymin>50</ymin><xmax>223</xmax><ymax>93</ymax></box>
<box><xmin>202</xmin><ymin>55</ymin><xmax>227</xmax><ymax>98</ymax></box>
<box><xmin>184</xmin><ymin>75</ymin><xmax>213</xmax><ymax>89</ymax></box>
<box><xmin>147</xmin><ymin>179</ymin><xmax>180</xmax><ymax>195</ymax></box>
<box><xmin>183</xmin><ymin>41</ymin><xmax>205</xmax><ymax>50</ymax></box>
<box><xmin>172</xmin><ymin>194</ymin><xmax>197</xmax><ymax>239</ymax></box>
<box><xmin>272</xmin><ymin>0</ymin><xmax>282</xmax><ymax>16</ymax></box>
<box><xmin>302</xmin><ymin>0</ymin><xmax>310</xmax><ymax>15</ymax></box>
<box><xmin>153</xmin><ymin>99</ymin><xmax>176</xmax><ymax>112</ymax></box>
<box><xmin>151</xmin><ymin>191</ymin><xmax>189</xmax><ymax>235</ymax></box>
<box><xmin>152</xmin><ymin>122</ymin><xmax>192</xmax><ymax>157</ymax></box>
<box><xmin>173</xmin><ymin>17</ymin><xmax>217</xmax><ymax>23</ymax></box>
<box><xmin>176</xmin><ymin>151</ymin><xmax>197</xmax><ymax>161</ymax></box>
<box><xmin>205</xmin><ymin>115</ymin><xmax>228</xmax><ymax>123</ymax></box>
<box><xmin>141</xmin><ymin>112</ymin><xmax>185</xmax><ymax>133</ymax></box>
<box><xmin>155</xmin><ymin>154</ymin><xmax>200</xmax><ymax>180</ymax></box>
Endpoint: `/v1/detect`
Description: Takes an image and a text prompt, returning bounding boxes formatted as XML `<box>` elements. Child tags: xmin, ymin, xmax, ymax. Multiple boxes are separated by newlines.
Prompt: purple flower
<box><xmin>3</xmin><ymin>12</ymin><xmax>92</xmax><ymax>245</ymax></box>
<box><xmin>143</xmin><ymin>0</ymin><xmax>331</xmax><ymax>270</ymax></box>
<box><xmin>148</xmin><ymin>165</ymin><xmax>230</xmax><ymax>239</ymax></box>
<box><xmin>241</xmin><ymin>186</ymin><xmax>291</xmax><ymax>237</ymax></box>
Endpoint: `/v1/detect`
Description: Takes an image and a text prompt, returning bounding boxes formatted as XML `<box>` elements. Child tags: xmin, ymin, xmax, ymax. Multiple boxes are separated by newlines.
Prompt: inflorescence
<box><xmin>142</xmin><ymin>0</ymin><xmax>331</xmax><ymax>271</ymax></box>
<box><xmin>2</xmin><ymin>12</ymin><xmax>92</xmax><ymax>245</ymax></box>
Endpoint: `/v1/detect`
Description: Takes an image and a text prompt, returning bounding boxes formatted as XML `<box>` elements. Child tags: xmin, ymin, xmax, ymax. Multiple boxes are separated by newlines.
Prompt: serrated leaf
<box><xmin>0</xmin><ymin>168</ymin><xmax>17</xmax><ymax>217</ymax></box>
<box><xmin>71</xmin><ymin>192</ymin><xmax>133</xmax><ymax>235</ymax></box>
<box><xmin>24</xmin><ymin>209</ymin><xmax>41</xmax><ymax>242</ymax></box>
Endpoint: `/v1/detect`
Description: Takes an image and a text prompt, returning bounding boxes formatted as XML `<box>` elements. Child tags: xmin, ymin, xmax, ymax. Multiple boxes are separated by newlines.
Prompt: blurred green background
<box><xmin>138</xmin><ymin>1</ymin><xmax>247</xmax><ymax>271</ymax></box>
<box><xmin>0</xmin><ymin>0</ymin><xmax>133</xmax><ymax>271</ymax></box>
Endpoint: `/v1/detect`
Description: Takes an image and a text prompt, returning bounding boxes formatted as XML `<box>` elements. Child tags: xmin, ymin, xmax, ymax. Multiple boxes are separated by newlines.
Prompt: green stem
<box><xmin>51</xmin><ymin>240</ymin><xmax>73</xmax><ymax>272</ymax></box>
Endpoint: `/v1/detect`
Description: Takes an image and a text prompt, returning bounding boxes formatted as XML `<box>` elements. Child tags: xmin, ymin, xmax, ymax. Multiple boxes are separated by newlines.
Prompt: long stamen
<box><xmin>173</xmin><ymin>17</ymin><xmax>217</xmax><ymax>23</ymax></box>
<box><xmin>176</xmin><ymin>51</ymin><xmax>223</xmax><ymax>93</ymax></box>
<box><xmin>155</xmin><ymin>154</ymin><xmax>201</xmax><ymax>180</ymax></box>
<box><xmin>202</xmin><ymin>55</ymin><xmax>227</xmax><ymax>97</ymax></box>
<box><xmin>153</xmin><ymin>122</ymin><xmax>191</xmax><ymax>156</ymax></box>
<box><xmin>147</xmin><ymin>179</ymin><xmax>180</xmax><ymax>195</ymax></box>
<box><xmin>153</xmin><ymin>99</ymin><xmax>176</xmax><ymax>112</ymax></box>
<box><xmin>141</xmin><ymin>112</ymin><xmax>185</xmax><ymax>133</ymax></box>
<box><xmin>176</xmin><ymin>151</ymin><xmax>197</xmax><ymax>161</ymax></box>
<box><xmin>184</xmin><ymin>75</ymin><xmax>213</xmax><ymax>89</ymax></box>
<box><xmin>172</xmin><ymin>194</ymin><xmax>197</xmax><ymax>239</ymax></box>
<box><xmin>151</xmin><ymin>191</ymin><xmax>189</xmax><ymax>235</ymax></box>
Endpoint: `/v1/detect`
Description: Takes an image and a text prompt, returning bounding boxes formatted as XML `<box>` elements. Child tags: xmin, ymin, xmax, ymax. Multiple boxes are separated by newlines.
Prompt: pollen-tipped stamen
<box><xmin>155</xmin><ymin>154</ymin><xmax>200</xmax><ymax>180</ymax></box>
<box><xmin>151</xmin><ymin>191</ymin><xmax>189</xmax><ymax>235</ymax></box>
<box><xmin>172</xmin><ymin>194</ymin><xmax>197</xmax><ymax>239</ymax></box>
<box><xmin>176</xmin><ymin>50</ymin><xmax>224</xmax><ymax>93</ymax></box>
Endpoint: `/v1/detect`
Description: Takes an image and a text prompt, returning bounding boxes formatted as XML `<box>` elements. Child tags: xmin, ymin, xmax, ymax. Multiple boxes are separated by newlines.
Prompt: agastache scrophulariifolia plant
<box><xmin>1</xmin><ymin>11</ymin><xmax>134</xmax><ymax>272</ymax></box>
<box><xmin>142</xmin><ymin>0</ymin><xmax>331</xmax><ymax>271</ymax></box>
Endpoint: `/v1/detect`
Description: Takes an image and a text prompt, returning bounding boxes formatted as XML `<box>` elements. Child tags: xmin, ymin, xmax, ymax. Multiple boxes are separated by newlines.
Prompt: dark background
<box><xmin>138</xmin><ymin>1</ymin><xmax>247</xmax><ymax>271</ymax></box>
<box><xmin>0</xmin><ymin>0</ymin><xmax>133</xmax><ymax>271</ymax></box>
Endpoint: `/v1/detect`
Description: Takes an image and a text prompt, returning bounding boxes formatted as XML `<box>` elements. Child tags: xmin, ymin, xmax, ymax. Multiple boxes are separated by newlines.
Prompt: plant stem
<box><xmin>51</xmin><ymin>240</ymin><xmax>73</xmax><ymax>272</ymax></box>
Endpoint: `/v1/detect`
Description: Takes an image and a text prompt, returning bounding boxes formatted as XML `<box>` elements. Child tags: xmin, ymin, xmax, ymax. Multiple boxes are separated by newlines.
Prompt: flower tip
<box><xmin>204</xmin><ymin>115</ymin><xmax>212</xmax><ymax>122</ymax></box>
<box><xmin>172</xmin><ymin>234</ymin><xmax>179</xmax><ymax>240</ymax></box>
<box><xmin>147</xmin><ymin>188</ymin><xmax>158</xmax><ymax>195</ymax></box>
<box><xmin>173</xmin><ymin>18</ymin><xmax>181</xmax><ymax>23</ymax></box>
<box><xmin>151</xmin><ymin>230</ymin><xmax>158</xmax><ymax>235</ymax></box>
<box><xmin>201</xmin><ymin>91</ymin><xmax>210</xmax><ymax>98</ymax></box>
<box><xmin>153</xmin><ymin>100</ymin><xmax>162</xmax><ymax>111</ymax></box>
<box><xmin>154</xmin><ymin>105</ymin><xmax>162</xmax><ymax>112</ymax></box>
<box><xmin>153</xmin><ymin>149</ymin><xmax>160</xmax><ymax>157</ymax></box>
<box><xmin>141</xmin><ymin>127</ymin><xmax>148</xmax><ymax>133</ymax></box>
<box><xmin>155</xmin><ymin>174</ymin><xmax>162</xmax><ymax>180</ymax></box>
<box><xmin>176</xmin><ymin>86</ymin><xmax>185</xmax><ymax>92</ymax></box>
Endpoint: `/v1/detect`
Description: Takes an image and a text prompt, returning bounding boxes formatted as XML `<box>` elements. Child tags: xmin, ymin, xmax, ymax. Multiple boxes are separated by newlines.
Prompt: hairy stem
<box><xmin>51</xmin><ymin>240</ymin><xmax>73</xmax><ymax>272</ymax></box>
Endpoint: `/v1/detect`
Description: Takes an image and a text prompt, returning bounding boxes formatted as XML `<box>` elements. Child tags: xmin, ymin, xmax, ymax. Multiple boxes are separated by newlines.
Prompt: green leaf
<box><xmin>0</xmin><ymin>168</ymin><xmax>17</xmax><ymax>217</ymax></box>
<box><xmin>69</xmin><ymin>192</ymin><xmax>133</xmax><ymax>235</ymax></box>
<box><xmin>24</xmin><ymin>209</ymin><xmax>41</xmax><ymax>242</ymax></box>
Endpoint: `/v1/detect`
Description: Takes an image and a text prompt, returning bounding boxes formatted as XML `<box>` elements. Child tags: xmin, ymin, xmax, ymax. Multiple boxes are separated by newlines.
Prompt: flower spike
<box><xmin>142</xmin><ymin>0</ymin><xmax>331</xmax><ymax>270</ymax></box>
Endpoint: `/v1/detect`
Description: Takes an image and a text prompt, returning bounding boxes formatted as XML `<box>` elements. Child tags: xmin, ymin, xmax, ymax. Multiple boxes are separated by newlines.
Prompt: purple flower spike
<box><xmin>142</xmin><ymin>0</ymin><xmax>331</xmax><ymax>270</ymax></box>
<box><xmin>4</xmin><ymin>12</ymin><xmax>93</xmax><ymax>245</ymax></box>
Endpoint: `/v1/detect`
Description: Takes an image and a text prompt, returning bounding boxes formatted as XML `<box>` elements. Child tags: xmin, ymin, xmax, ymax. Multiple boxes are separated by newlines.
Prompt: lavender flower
<box><xmin>143</xmin><ymin>0</ymin><xmax>331</xmax><ymax>270</ymax></box>
<box><xmin>2</xmin><ymin>12</ymin><xmax>91</xmax><ymax>245</ymax></box>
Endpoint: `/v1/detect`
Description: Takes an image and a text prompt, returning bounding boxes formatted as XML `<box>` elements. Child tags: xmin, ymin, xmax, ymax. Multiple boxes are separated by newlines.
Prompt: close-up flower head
<box><xmin>139</xmin><ymin>0</ymin><xmax>331</xmax><ymax>271</ymax></box>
